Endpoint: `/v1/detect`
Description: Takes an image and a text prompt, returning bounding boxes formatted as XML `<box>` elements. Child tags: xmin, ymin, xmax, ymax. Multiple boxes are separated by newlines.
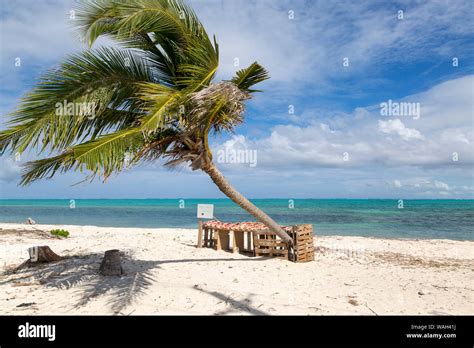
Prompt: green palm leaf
<box><xmin>0</xmin><ymin>47</ymin><xmax>153</xmax><ymax>155</ymax></box>
<box><xmin>230</xmin><ymin>62</ymin><xmax>270</xmax><ymax>92</ymax></box>
<box><xmin>1</xmin><ymin>0</ymin><xmax>268</xmax><ymax>186</ymax></box>
<box><xmin>20</xmin><ymin>151</ymin><xmax>76</xmax><ymax>186</ymax></box>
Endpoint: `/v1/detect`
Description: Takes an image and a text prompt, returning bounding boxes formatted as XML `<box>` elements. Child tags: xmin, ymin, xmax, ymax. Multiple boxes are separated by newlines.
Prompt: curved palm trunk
<box><xmin>203</xmin><ymin>162</ymin><xmax>293</xmax><ymax>244</ymax></box>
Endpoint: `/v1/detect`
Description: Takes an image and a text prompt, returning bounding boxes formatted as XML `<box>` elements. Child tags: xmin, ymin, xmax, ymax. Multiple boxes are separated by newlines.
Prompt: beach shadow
<box><xmin>193</xmin><ymin>287</ymin><xmax>267</xmax><ymax>315</ymax></box>
<box><xmin>158</xmin><ymin>257</ymin><xmax>270</xmax><ymax>264</ymax></box>
<box><xmin>74</xmin><ymin>254</ymin><xmax>159</xmax><ymax>313</ymax></box>
<box><xmin>1</xmin><ymin>252</ymin><xmax>159</xmax><ymax>314</ymax></box>
<box><xmin>178</xmin><ymin>241</ymin><xmax>199</xmax><ymax>248</ymax></box>
<box><xmin>1</xmin><ymin>254</ymin><xmax>275</xmax><ymax>313</ymax></box>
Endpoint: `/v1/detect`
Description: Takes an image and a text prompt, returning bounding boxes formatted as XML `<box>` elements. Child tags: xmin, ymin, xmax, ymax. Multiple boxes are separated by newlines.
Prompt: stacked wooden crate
<box><xmin>252</xmin><ymin>230</ymin><xmax>289</xmax><ymax>259</ymax></box>
<box><xmin>201</xmin><ymin>220</ymin><xmax>314</xmax><ymax>263</ymax></box>
<box><xmin>201</xmin><ymin>224</ymin><xmax>216</xmax><ymax>248</ymax></box>
<box><xmin>288</xmin><ymin>224</ymin><xmax>315</xmax><ymax>263</ymax></box>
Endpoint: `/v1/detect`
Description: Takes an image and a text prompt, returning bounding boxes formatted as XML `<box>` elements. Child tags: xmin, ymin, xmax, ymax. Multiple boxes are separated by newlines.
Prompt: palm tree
<box><xmin>0</xmin><ymin>0</ymin><xmax>292</xmax><ymax>244</ymax></box>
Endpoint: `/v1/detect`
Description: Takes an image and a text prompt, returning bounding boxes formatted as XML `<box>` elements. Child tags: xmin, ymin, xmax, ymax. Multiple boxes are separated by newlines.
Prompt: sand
<box><xmin>0</xmin><ymin>223</ymin><xmax>472</xmax><ymax>315</ymax></box>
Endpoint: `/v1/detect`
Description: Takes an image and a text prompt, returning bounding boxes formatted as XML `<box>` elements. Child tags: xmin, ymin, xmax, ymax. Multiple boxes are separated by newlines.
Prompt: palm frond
<box><xmin>20</xmin><ymin>151</ymin><xmax>76</xmax><ymax>186</ymax></box>
<box><xmin>0</xmin><ymin>47</ymin><xmax>153</xmax><ymax>155</ymax></box>
<box><xmin>75</xmin><ymin>0</ymin><xmax>204</xmax><ymax>44</ymax></box>
<box><xmin>71</xmin><ymin>128</ymin><xmax>145</xmax><ymax>178</ymax></box>
<box><xmin>133</xmin><ymin>128</ymin><xmax>179</xmax><ymax>162</ymax></box>
<box><xmin>230</xmin><ymin>62</ymin><xmax>270</xmax><ymax>93</ymax></box>
<box><xmin>186</xmin><ymin>82</ymin><xmax>249</xmax><ymax>134</ymax></box>
<box><xmin>75</xmin><ymin>0</ymin><xmax>219</xmax><ymax>91</ymax></box>
<box><xmin>73</xmin><ymin>0</ymin><xmax>121</xmax><ymax>47</ymax></box>
<box><xmin>3</xmin><ymin>0</ymin><xmax>272</xmax><ymax>185</ymax></box>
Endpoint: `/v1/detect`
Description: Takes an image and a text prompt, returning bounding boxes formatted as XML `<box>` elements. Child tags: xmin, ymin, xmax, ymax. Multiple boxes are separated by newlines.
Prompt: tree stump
<box><xmin>28</xmin><ymin>246</ymin><xmax>62</xmax><ymax>263</ymax></box>
<box><xmin>6</xmin><ymin>246</ymin><xmax>62</xmax><ymax>274</ymax></box>
<box><xmin>99</xmin><ymin>249</ymin><xmax>123</xmax><ymax>276</ymax></box>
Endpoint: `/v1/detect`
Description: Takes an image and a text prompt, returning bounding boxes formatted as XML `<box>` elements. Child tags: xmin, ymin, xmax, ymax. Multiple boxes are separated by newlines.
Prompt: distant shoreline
<box><xmin>0</xmin><ymin>222</ymin><xmax>472</xmax><ymax>243</ymax></box>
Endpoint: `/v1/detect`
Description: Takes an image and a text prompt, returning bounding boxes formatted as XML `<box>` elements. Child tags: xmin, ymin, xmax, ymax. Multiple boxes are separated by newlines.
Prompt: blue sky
<box><xmin>0</xmin><ymin>0</ymin><xmax>473</xmax><ymax>199</ymax></box>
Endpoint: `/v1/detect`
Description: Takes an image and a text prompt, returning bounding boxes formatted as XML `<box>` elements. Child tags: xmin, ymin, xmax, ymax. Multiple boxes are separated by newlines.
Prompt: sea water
<box><xmin>0</xmin><ymin>199</ymin><xmax>472</xmax><ymax>240</ymax></box>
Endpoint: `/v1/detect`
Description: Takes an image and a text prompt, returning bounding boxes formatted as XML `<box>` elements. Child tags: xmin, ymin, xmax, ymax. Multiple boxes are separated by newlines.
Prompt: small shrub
<box><xmin>50</xmin><ymin>229</ymin><xmax>70</xmax><ymax>238</ymax></box>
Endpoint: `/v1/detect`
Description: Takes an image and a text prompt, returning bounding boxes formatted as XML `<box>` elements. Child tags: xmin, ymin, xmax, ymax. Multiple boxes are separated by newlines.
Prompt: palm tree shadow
<box><xmin>193</xmin><ymin>287</ymin><xmax>268</xmax><ymax>315</ymax></box>
<box><xmin>1</xmin><ymin>251</ymin><xmax>160</xmax><ymax>314</ymax></box>
<box><xmin>73</xmin><ymin>253</ymin><xmax>159</xmax><ymax>313</ymax></box>
<box><xmin>1</xmin><ymin>253</ymin><xmax>272</xmax><ymax>314</ymax></box>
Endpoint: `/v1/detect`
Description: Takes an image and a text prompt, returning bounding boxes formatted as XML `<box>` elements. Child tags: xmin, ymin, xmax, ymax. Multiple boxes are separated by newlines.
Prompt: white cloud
<box><xmin>434</xmin><ymin>180</ymin><xmax>450</xmax><ymax>191</ymax></box>
<box><xmin>393</xmin><ymin>180</ymin><xmax>402</xmax><ymax>188</ymax></box>
<box><xmin>214</xmin><ymin>135</ymin><xmax>258</xmax><ymax>168</ymax></box>
<box><xmin>213</xmin><ymin>75</ymin><xmax>474</xmax><ymax>175</ymax></box>
<box><xmin>190</xmin><ymin>0</ymin><xmax>473</xmax><ymax>87</ymax></box>
<box><xmin>378</xmin><ymin>119</ymin><xmax>424</xmax><ymax>141</ymax></box>
<box><xmin>190</xmin><ymin>0</ymin><xmax>322</xmax><ymax>82</ymax></box>
<box><xmin>0</xmin><ymin>1</ymin><xmax>78</xmax><ymax>63</ymax></box>
<box><xmin>392</xmin><ymin>178</ymin><xmax>473</xmax><ymax>196</ymax></box>
<box><xmin>0</xmin><ymin>157</ymin><xmax>21</xmax><ymax>183</ymax></box>
<box><xmin>1</xmin><ymin>0</ymin><xmax>472</xmax><ymax>101</ymax></box>
<box><xmin>0</xmin><ymin>0</ymin><xmax>472</xmax><ymax>199</ymax></box>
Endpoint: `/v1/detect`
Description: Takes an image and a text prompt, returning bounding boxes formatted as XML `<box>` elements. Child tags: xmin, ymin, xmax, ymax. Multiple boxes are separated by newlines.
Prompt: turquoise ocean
<box><xmin>0</xmin><ymin>199</ymin><xmax>472</xmax><ymax>240</ymax></box>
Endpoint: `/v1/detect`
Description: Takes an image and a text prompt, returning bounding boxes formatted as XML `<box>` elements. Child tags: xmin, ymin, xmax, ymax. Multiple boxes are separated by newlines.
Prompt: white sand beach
<box><xmin>0</xmin><ymin>223</ymin><xmax>472</xmax><ymax>315</ymax></box>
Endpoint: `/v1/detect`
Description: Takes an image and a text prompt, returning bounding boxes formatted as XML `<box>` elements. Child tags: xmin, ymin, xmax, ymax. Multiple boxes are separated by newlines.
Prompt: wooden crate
<box><xmin>202</xmin><ymin>226</ymin><xmax>216</xmax><ymax>248</ymax></box>
<box><xmin>288</xmin><ymin>224</ymin><xmax>315</xmax><ymax>263</ymax></box>
<box><xmin>203</xmin><ymin>223</ymin><xmax>314</xmax><ymax>263</ymax></box>
<box><xmin>253</xmin><ymin>230</ymin><xmax>288</xmax><ymax>259</ymax></box>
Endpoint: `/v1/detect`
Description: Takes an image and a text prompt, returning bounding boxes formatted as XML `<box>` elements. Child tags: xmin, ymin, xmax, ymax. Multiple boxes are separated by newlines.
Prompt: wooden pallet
<box><xmin>201</xmin><ymin>222</ymin><xmax>314</xmax><ymax>263</ymax></box>
<box><xmin>202</xmin><ymin>226</ymin><xmax>216</xmax><ymax>248</ymax></box>
<box><xmin>253</xmin><ymin>230</ymin><xmax>288</xmax><ymax>259</ymax></box>
<box><xmin>288</xmin><ymin>224</ymin><xmax>315</xmax><ymax>263</ymax></box>
<box><xmin>202</xmin><ymin>227</ymin><xmax>253</xmax><ymax>253</ymax></box>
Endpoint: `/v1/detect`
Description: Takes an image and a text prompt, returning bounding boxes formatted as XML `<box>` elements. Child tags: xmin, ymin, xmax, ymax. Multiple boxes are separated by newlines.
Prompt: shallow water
<box><xmin>0</xmin><ymin>199</ymin><xmax>472</xmax><ymax>240</ymax></box>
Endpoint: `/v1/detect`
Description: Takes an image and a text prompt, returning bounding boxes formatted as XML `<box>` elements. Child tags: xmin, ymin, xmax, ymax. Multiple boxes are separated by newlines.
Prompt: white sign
<box><xmin>197</xmin><ymin>204</ymin><xmax>214</xmax><ymax>219</ymax></box>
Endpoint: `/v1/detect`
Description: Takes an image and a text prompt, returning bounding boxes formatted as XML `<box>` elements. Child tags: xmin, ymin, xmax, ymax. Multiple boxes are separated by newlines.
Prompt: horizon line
<box><xmin>0</xmin><ymin>197</ymin><xmax>473</xmax><ymax>201</ymax></box>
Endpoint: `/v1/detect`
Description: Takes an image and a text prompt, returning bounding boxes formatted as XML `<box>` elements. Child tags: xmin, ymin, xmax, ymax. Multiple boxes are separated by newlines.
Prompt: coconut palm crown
<box><xmin>0</xmin><ymin>0</ymin><xmax>292</xmax><ymax>243</ymax></box>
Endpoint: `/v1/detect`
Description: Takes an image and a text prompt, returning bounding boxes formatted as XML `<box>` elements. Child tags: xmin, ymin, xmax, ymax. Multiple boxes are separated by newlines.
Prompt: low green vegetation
<box><xmin>50</xmin><ymin>229</ymin><xmax>70</xmax><ymax>238</ymax></box>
